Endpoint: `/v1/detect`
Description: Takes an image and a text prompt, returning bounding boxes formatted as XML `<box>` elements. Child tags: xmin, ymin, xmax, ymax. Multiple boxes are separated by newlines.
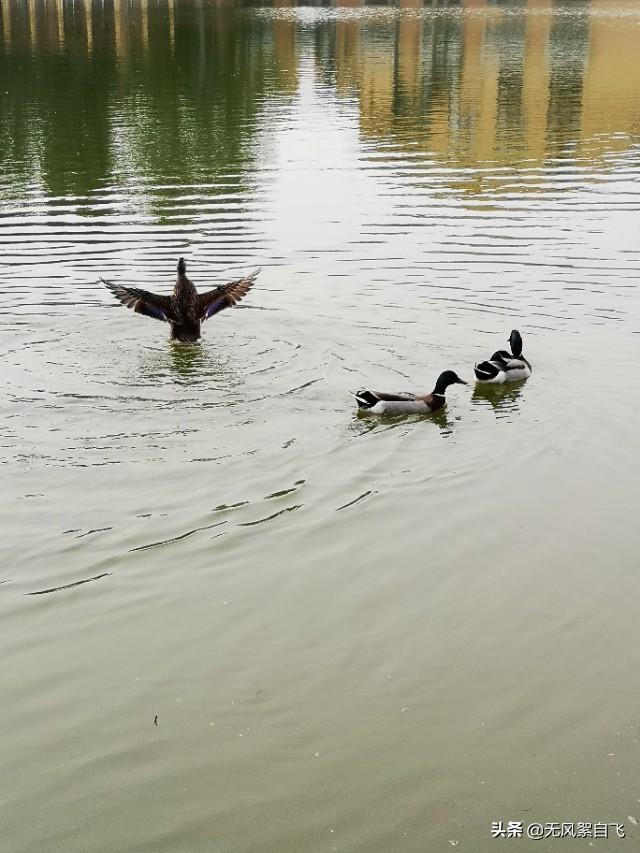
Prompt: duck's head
<box><xmin>434</xmin><ymin>370</ymin><xmax>468</xmax><ymax>395</ymax></box>
<box><xmin>491</xmin><ymin>350</ymin><xmax>511</xmax><ymax>366</ymax></box>
<box><xmin>509</xmin><ymin>329</ymin><xmax>523</xmax><ymax>357</ymax></box>
<box><xmin>177</xmin><ymin>257</ymin><xmax>187</xmax><ymax>275</ymax></box>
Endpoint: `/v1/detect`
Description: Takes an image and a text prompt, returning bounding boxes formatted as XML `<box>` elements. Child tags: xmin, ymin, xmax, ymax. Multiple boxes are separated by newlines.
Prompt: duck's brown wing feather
<box><xmin>101</xmin><ymin>279</ymin><xmax>176</xmax><ymax>323</ymax></box>
<box><xmin>197</xmin><ymin>269</ymin><xmax>259</xmax><ymax>321</ymax></box>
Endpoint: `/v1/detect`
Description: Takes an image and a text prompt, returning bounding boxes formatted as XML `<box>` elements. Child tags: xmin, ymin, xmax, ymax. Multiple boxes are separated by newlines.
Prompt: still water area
<box><xmin>1</xmin><ymin>1</ymin><xmax>640</xmax><ymax>851</ymax></box>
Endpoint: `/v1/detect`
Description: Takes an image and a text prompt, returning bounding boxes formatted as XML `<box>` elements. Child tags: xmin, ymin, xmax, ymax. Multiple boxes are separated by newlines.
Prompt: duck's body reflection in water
<box><xmin>170</xmin><ymin>341</ymin><xmax>207</xmax><ymax>380</ymax></box>
<box><xmin>472</xmin><ymin>381</ymin><xmax>525</xmax><ymax>418</ymax></box>
<box><xmin>169</xmin><ymin>342</ymin><xmax>247</xmax><ymax>393</ymax></box>
<box><xmin>134</xmin><ymin>341</ymin><xmax>242</xmax><ymax>391</ymax></box>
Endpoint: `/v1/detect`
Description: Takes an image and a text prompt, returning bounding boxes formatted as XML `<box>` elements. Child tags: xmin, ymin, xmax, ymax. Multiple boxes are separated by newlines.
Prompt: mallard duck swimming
<box><xmin>474</xmin><ymin>353</ymin><xmax>507</xmax><ymax>384</ymax></box>
<box><xmin>101</xmin><ymin>258</ymin><xmax>258</xmax><ymax>342</ymax></box>
<box><xmin>499</xmin><ymin>329</ymin><xmax>532</xmax><ymax>380</ymax></box>
<box><xmin>353</xmin><ymin>370</ymin><xmax>467</xmax><ymax>415</ymax></box>
<box><xmin>474</xmin><ymin>329</ymin><xmax>531</xmax><ymax>383</ymax></box>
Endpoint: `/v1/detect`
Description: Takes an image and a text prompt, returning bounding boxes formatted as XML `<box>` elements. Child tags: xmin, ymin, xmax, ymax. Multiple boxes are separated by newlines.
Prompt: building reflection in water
<box><xmin>310</xmin><ymin>0</ymin><xmax>640</xmax><ymax>173</ymax></box>
<box><xmin>0</xmin><ymin>0</ymin><xmax>639</xmax><ymax>196</ymax></box>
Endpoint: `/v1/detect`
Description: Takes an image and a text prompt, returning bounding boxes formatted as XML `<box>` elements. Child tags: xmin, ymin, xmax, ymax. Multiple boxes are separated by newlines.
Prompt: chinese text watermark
<box><xmin>491</xmin><ymin>821</ymin><xmax>625</xmax><ymax>839</ymax></box>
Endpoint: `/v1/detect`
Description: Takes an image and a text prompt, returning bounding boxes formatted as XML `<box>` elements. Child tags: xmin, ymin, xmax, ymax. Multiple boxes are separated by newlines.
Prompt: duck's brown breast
<box><xmin>172</xmin><ymin>276</ymin><xmax>199</xmax><ymax>322</ymax></box>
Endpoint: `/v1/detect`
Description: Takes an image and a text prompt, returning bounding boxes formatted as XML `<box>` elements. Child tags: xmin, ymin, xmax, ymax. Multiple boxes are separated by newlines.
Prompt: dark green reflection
<box><xmin>1</xmin><ymin>0</ymin><xmax>639</xmax><ymax>204</ymax></box>
<box><xmin>0</xmin><ymin>0</ymin><xmax>281</xmax><ymax>199</ymax></box>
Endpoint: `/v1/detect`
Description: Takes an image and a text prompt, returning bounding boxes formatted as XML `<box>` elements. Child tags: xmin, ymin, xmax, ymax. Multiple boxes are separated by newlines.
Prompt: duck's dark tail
<box><xmin>352</xmin><ymin>390</ymin><xmax>379</xmax><ymax>409</ymax></box>
<box><xmin>474</xmin><ymin>361</ymin><xmax>501</xmax><ymax>382</ymax></box>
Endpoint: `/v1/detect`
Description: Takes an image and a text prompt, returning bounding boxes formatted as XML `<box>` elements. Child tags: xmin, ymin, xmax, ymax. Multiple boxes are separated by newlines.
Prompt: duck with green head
<box><xmin>353</xmin><ymin>370</ymin><xmax>468</xmax><ymax>415</ymax></box>
<box><xmin>474</xmin><ymin>329</ymin><xmax>531</xmax><ymax>383</ymax></box>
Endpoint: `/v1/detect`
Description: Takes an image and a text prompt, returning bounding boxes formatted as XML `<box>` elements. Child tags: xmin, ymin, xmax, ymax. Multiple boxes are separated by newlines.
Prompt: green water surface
<box><xmin>1</xmin><ymin>1</ymin><xmax>640</xmax><ymax>851</ymax></box>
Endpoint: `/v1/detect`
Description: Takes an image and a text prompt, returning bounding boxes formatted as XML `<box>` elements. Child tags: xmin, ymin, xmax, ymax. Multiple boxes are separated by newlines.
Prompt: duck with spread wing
<box><xmin>101</xmin><ymin>258</ymin><xmax>258</xmax><ymax>343</ymax></box>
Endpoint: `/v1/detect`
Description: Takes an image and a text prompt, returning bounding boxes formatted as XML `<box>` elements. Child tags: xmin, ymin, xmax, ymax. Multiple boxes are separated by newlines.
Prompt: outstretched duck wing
<box><xmin>197</xmin><ymin>269</ymin><xmax>259</xmax><ymax>321</ymax></box>
<box><xmin>101</xmin><ymin>279</ymin><xmax>176</xmax><ymax>323</ymax></box>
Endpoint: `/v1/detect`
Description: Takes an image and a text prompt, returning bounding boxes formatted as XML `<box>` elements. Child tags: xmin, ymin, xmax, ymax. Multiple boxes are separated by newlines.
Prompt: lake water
<box><xmin>1</xmin><ymin>1</ymin><xmax>640</xmax><ymax>850</ymax></box>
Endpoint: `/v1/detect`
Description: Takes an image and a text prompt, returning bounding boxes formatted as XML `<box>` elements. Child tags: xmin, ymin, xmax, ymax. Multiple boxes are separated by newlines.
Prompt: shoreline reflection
<box><xmin>1</xmin><ymin>0</ymin><xmax>639</xmax><ymax>202</ymax></box>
